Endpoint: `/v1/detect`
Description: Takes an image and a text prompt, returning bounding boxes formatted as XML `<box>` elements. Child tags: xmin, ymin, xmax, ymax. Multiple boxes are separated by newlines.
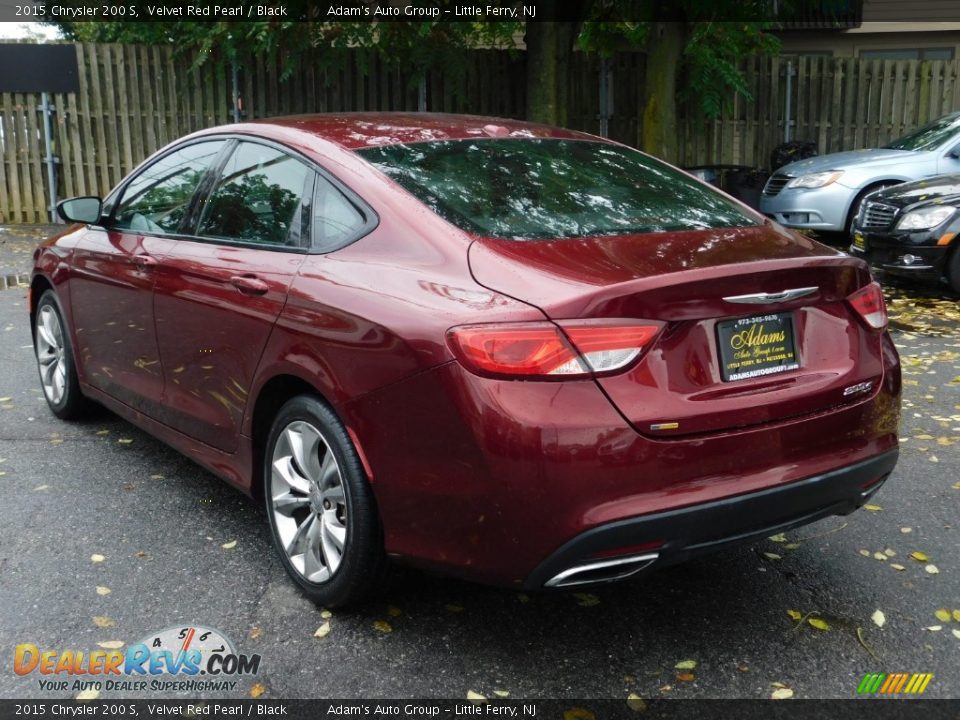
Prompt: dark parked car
<box><xmin>850</xmin><ymin>174</ymin><xmax>960</xmax><ymax>292</ymax></box>
<box><xmin>32</xmin><ymin>114</ymin><xmax>901</xmax><ymax>606</ymax></box>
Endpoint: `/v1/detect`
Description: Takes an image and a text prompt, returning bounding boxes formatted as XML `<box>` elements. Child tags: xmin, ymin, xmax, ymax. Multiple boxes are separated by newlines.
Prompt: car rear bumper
<box><xmin>344</xmin><ymin>330</ymin><xmax>901</xmax><ymax>587</ymax></box>
<box><xmin>523</xmin><ymin>448</ymin><xmax>897</xmax><ymax>589</ymax></box>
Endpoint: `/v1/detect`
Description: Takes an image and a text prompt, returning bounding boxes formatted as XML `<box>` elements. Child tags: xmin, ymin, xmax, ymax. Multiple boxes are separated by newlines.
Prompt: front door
<box><xmin>68</xmin><ymin>140</ymin><xmax>227</xmax><ymax>415</ymax></box>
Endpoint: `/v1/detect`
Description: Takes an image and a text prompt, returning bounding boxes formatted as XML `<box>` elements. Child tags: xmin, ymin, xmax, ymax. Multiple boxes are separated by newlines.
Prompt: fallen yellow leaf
<box><xmin>675</xmin><ymin>672</ymin><xmax>695</xmax><ymax>682</ymax></box>
<box><xmin>674</xmin><ymin>660</ymin><xmax>698</xmax><ymax>670</ymax></box>
<box><xmin>787</xmin><ymin>609</ymin><xmax>802</xmax><ymax>621</ymax></box>
<box><xmin>890</xmin><ymin>564</ymin><xmax>906</xmax><ymax>571</ymax></box>
<box><xmin>925</xmin><ymin>564</ymin><xmax>940</xmax><ymax>574</ymax></box>
<box><xmin>771</xmin><ymin>687</ymin><xmax>794</xmax><ymax>700</ymax></box>
<box><xmin>768</xmin><ymin>533</ymin><xmax>787</xmax><ymax>543</ymax></box>
<box><xmin>911</xmin><ymin>551</ymin><xmax>929</xmax><ymax>562</ymax></box>
<box><xmin>221</xmin><ymin>540</ymin><xmax>237</xmax><ymax>549</ymax></box>
<box><xmin>373</xmin><ymin>620</ymin><xmax>393</xmax><ymax>634</ymax></box>
<box><xmin>117</xmin><ymin>438</ymin><xmax>133</xmax><ymax>445</ymax></box>
<box><xmin>95</xmin><ymin>586</ymin><xmax>111</xmax><ymax>596</ymax></box>
<box><xmin>934</xmin><ymin>609</ymin><xmax>951</xmax><ymax>622</ymax></box>
<box><xmin>76</xmin><ymin>689</ymin><xmax>100</xmax><ymax>700</ymax></box>
<box><xmin>864</xmin><ymin>504</ymin><xmax>882</xmax><ymax>512</ymax></box>
<box><xmin>313</xmin><ymin>622</ymin><xmax>331</xmax><ymax>639</ymax></box>
<box><xmin>574</xmin><ymin>593</ymin><xmax>600</xmax><ymax>607</ymax></box>
<box><xmin>93</xmin><ymin>616</ymin><xmax>114</xmax><ymax>628</ymax></box>
<box><xmin>466</xmin><ymin>691</ymin><xmax>487</xmax><ymax>704</ymax></box>
<box><xmin>953</xmin><ymin>610</ymin><xmax>960</xmax><ymax>623</ymax></box>
<box><xmin>871</xmin><ymin>610</ymin><xmax>886</xmax><ymax>628</ymax></box>
<box><xmin>320</xmin><ymin>610</ymin><xmax>333</xmax><ymax>619</ymax></box>
<box><xmin>763</xmin><ymin>552</ymin><xmax>782</xmax><ymax>561</ymax></box>
<box><xmin>249</xmin><ymin>683</ymin><xmax>266</xmax><ymax>698</ymax></box>
<box><xmin>96</xmin><ymin>641</ymin><xmax>124</xmax><ymax>649</ymax></box>
<box><xmin>249</xmin><ymin>627</ymin><xmax>262</xmax><ymax>640</ymax></box>
<box><xmin>493</xmin><ymin>690</ymin><xmax>510</xmax><ymax>698</ymax></box>
<box><xmin>90</xmin><ymin>554</ymin><xmax>105</xmax><ymax>563</ymax></box>
<box><xmin>808</xmin><ymin>618</ymin><xmax>830</xmax><ymax>631</ymax></box>
<box><xmin>625</xmin><ymin>694</ymin><xmax>646</xmax><ymax>713</ymax></box>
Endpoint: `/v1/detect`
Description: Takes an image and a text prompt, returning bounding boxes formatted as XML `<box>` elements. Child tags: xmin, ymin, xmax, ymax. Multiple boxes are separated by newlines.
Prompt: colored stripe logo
<box><xmin>857</xmin><ymin>673</ymin><xmax>933</xmax><ymax>694</ymax></box>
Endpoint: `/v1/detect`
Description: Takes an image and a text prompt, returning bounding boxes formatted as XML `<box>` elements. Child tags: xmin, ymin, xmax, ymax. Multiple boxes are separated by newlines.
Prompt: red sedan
<box><xmin>31</xmin><ymin>114</ymin><xmax>901</xmax><ymax>606</ymax></box>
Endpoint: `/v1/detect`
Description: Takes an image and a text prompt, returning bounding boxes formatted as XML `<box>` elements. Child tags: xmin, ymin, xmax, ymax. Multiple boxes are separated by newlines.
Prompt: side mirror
<box><xmin>57</xmin><ymin>196</ymin><xmax>103</xmax><ymax>224</ymax></box>
<box><xmin>948</xmin><ymin>146</ymin><xmax>960</xmax><ymax>160</ymax></box>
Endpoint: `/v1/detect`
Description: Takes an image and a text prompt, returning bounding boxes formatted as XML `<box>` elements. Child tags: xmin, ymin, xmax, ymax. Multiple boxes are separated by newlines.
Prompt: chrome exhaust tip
<box><xmin>544</xmin><ymin>552</ymin><xmax>660</xmax><ymax>588</ymax></box>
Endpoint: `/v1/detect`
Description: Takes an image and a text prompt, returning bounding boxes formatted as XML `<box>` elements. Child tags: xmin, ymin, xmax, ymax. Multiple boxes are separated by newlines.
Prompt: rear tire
<box><xmin>263</xmin><ymin>395</ymin><xmax>385</xmax><ymax>607</ymax></box>
<box><xmin>33</xmin><ymin>290</ymin><xmax>88</xmax><ymax>420</ymax></box>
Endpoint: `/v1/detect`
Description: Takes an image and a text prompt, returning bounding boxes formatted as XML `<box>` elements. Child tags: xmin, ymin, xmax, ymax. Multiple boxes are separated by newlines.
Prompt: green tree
<box><xmin>49</xmin><ymin>2</ymin><xmax>782</xmax><ymax>162</ymax></box>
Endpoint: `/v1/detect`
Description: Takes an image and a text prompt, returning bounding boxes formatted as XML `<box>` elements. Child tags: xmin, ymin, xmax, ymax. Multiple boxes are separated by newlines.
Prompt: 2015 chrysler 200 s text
<box><xmin>31</xmin><ymin>114</ymin><xmax>901</xmax><ymax>606</ymax></box>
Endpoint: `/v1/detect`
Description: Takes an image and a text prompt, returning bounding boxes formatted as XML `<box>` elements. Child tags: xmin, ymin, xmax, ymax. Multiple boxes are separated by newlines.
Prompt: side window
<box><xmin>197</xmin><ymin>141</ymin><xmax>309</xmax><ymax>247</ymax></box>
<box><xmin>312</xmin><ymin>173</ymin><xmax>366</xmax><ymax>252</ymax></box>
<box><xmin>112</xmin><ymin>141</ymin><xmax>225</xmax><ymax>233</ymax></box>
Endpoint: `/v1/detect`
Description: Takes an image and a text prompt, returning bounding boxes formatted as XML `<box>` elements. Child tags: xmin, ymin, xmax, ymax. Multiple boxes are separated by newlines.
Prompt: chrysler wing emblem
<box><xmin>723</xmin><ymin>286</ymin><xmax>818</xmax><ymax>304</ymax></box>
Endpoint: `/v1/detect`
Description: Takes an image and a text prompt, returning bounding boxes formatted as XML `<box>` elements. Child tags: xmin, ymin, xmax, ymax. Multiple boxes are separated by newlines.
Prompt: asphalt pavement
<box><xmin>0</xmin><ymin>227</ymin><xmax>957</xmax><ymax>702</ymax></box>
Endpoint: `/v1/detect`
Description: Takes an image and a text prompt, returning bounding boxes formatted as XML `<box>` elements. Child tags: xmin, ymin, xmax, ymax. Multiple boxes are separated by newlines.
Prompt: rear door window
<box><xmin>196</xmin><ymin>141</ymin><xmax>311</xmax><ymax>248</ymax></box>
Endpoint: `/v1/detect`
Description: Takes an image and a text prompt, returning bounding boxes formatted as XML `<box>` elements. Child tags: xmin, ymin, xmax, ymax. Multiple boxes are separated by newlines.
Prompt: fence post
<box><xmin>598</xmin><ymin>56</ymin><xmax>610</xmax><ymax>138</ymax></box>
<box><xmin>39</xmin><ymin>92</ymin><xmax>58</xmax><ymax>223</ymax></box>
<box><xmin>784</xmin><ymin>60</ymin><xmax>793</xmax><ymax>142</ymax></box>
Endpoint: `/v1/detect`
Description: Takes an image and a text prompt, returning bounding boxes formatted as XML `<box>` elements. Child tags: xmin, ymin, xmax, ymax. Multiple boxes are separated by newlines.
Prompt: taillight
<box><xmin>446</xmin><ymin>320</ymin><xmax>663</xmax><ymax>379</ymax></box>
<box><xmin>847</xmin><ymin>281</ymin><xmax>888</xmax><ymax>330</ymax></box>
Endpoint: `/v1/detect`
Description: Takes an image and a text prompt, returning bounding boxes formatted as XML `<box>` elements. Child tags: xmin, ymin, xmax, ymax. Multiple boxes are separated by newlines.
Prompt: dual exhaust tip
<box><xmin>544</xmin><ymin>552</ymin><xmax>660</xmax><ymax>588</ymax></box>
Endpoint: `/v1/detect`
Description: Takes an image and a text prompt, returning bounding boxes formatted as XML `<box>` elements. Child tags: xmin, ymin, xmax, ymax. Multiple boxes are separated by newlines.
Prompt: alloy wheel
<box><xmin>35</xmin><ymin>305</ymin><xmax>67</xmax><ymax>406</ymax></box>
<box><xmin>269</xmin><ymin>420</ymin><xmax>348</xmax><ymax>583</ymax></box>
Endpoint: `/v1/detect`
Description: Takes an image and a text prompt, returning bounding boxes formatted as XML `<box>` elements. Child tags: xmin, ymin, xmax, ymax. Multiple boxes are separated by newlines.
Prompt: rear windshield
<box><xmin>357</xmin><ymin>139</ymin><xmax>757</xmax><ymax>240</ymax></box>
<box><xmin>884</xmin><ymin>113</ymin><xmax>960</xmax><ymax>152</ymax></box>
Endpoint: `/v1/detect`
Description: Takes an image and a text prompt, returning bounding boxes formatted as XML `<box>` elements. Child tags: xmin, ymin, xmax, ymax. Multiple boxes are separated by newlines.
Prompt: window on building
<box><xmin>860</xmin><ymin>48</ymin><xmax>955</xmax><ymax>61</ymax></box>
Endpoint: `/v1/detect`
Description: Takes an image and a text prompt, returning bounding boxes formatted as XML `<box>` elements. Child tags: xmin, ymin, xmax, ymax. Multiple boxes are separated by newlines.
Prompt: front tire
<box><xmin>263</xmin><ymin>395</ymin><xmax>385</xmax><ymax>607</ymax></box>
<box><xmin>947</xmin><ymin>247</ymin><xmax>960</xmax><ymax>294</ymax></box>
<box><xmin>34</xmin><ymin>290</ymin><xmax>88</xmax><ymax>420</ymax></box>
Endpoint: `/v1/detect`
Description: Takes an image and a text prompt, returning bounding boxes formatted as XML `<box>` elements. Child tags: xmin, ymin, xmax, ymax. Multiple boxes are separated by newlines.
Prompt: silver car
<box><xmin>760</xmin><ymin>112</ymin><xmax>960</xmax><ymax>233</ymax></box>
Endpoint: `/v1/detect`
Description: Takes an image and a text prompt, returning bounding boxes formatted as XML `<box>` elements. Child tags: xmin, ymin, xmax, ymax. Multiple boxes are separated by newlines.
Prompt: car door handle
<box><xmin>132</xmin><ymin>254</ymin><xmax>158</xmax><ymax>269</ymax></box>
<box><xmin>230</xmin><ymin>274</ymin><xmax>269</xmax><ymax>296</ymax></box>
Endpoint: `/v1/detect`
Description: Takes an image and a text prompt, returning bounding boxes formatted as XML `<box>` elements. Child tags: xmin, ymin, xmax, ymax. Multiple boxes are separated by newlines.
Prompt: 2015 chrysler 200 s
<box><xmin>31</xmin><ymin>114</ymin><xmax>901</xmax><ymax>606</ymax></box>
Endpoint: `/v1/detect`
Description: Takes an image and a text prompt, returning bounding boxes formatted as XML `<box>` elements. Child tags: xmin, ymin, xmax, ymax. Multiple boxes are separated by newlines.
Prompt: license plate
<box><xmin>716</xmin><ymin>312</ymin><xmax>800</xmax><ymax>382</ymax></box>
<box><xmin>852</xmin><ymin>231</ymin><xmax>866</xmax><ymax>250</ymax></box>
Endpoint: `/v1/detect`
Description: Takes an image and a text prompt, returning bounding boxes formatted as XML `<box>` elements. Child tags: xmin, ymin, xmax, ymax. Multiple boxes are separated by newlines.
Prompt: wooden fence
<box><xmin>3</xmin><ymin>45</ymin><xmax>960</xmax><ymax>224</ymax></box>
<box><xmin>677</xmin><ymin>55</ymin><xmax>960</xmax><ymax>168</ymax></box>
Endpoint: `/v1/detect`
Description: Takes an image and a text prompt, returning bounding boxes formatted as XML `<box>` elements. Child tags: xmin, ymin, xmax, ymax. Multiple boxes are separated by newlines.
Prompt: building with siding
<box><xmin>776</xmin><ymin>0</ymin><xmax>960</xmax><ymax>59</ymax></box>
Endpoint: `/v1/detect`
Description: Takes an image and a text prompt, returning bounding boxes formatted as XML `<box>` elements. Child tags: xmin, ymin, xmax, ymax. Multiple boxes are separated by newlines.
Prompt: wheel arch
<box><xmin>29</xmin><ymin>274</ymin><xmax>54</xmax><ymax>329</ymax></box>
<box><xmin>845</xmin><ymin>179</ymin><xmax>905</xmax><ymax>230</ymax></box>
<box><xmin>247</xmin><ymin>373</ymin><xmax>360</xmax><ymax>503</ymax></box>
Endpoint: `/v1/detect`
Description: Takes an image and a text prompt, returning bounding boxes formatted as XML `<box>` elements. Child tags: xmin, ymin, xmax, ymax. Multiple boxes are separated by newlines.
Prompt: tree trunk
<box><xmin>642</xmin><ymin>22</ymin><xmax>686</xmax><ymax>163</ymax></box>
<box><xmin>525</xmin><ymin>21</ymin><xmax>579</xmax><ymax>126</ymax></box>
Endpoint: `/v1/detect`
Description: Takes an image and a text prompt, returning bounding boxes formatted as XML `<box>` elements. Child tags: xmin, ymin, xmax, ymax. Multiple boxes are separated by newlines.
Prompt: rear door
<box><xmin>152</xmin><ymin>140</ymin><xmax>313</xmax><ymax>451</ymax></box>
<box><xmin>68</xmin><ymin>139</ymin><xmax>227</xmax><ymax>415</ymax></box>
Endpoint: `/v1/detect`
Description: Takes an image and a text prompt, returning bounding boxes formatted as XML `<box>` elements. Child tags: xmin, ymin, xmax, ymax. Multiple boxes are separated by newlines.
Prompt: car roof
<box><xmin>236</xmin><ymin>112</ymin><xmax>600</xmax><ymax>151</ymax></box>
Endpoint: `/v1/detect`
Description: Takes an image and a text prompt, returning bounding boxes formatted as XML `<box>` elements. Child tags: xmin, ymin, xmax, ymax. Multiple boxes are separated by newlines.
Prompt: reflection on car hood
<box><xmin>778</xmin><ymin>148</ymin><xmax>919</xmax><ymax>175</ymax></box>
<box><xmin>870</xmin><ymin>173</ymin><xmax>960</xmax><ymax>210</ymax></box>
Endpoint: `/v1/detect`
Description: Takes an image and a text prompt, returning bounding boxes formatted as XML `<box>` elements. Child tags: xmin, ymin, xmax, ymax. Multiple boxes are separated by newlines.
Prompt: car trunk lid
<box><xmin>467</xmin><ymin>223</ymin><xmax>885</xmax><ymax>436</ymax></box>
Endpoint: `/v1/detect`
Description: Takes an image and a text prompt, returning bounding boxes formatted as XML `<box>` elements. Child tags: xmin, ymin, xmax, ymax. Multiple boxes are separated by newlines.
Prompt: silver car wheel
<box><xmin>35</xmin><ymin>305</ymin><xmax>67</xmax><ymax>405</ymax></box>
<box><xmin>270</xmin><ymin>420</ymin><xmax>348</xmax><ymax>584</ymax></box>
